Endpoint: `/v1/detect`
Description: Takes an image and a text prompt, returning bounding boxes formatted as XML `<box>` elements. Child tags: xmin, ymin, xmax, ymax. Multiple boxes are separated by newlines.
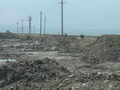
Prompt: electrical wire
<box><xmin>44</xmin><ymin>4</ymin><xmax>59</xmax><ymax>15</ymax></box>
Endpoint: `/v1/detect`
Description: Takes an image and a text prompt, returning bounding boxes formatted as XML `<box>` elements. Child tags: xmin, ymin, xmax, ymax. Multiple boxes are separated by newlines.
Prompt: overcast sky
<box><xmin>0</xmin><ymin>0</ymin><xmax>120</xmax><ymax>35</ymax></box>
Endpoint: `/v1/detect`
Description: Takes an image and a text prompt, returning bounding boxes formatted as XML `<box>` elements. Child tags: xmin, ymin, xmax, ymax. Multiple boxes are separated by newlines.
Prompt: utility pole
<box><xmin>33</xmin><ymin>26</ymin><xmax>35</xmax><ymax>34</ymax></box>
<box><xmin>17</xmin><ymin>22</ymin><xmax>19</xmax><ymax>34</ymax></box>
<box><xmin>44</xmin><ymin>15</ymin><xmax>46</xmax><ymax>35</ymax></box>
<box><xmin>28</xmin><ymin>16</ymin><xmax>32</xmax><ymax>34</ymax></box>
<box><xmin>59</xmin><ymin>0</ymin><xmax>66</xmax><ymax>36</ymax></box>
<box><xmin>21</xmin><ymin>19</ymin><xmax>24</xmax><ymax>34</ymax></box>
<box><xmin>39</xmin><ymin>11</ymin><xmax>43</xmax><ymax>35</ymax></box>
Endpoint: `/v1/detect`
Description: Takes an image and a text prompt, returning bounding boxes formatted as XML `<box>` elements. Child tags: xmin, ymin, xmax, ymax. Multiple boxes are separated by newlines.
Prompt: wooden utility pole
<box><xmin>17</xmin><ymin>22</ymin><xmax>19</xmax><ymax>34</ymax></box>
<box><xmin>21</xmin><ymin>19</ymin><xmax>24</xmax><ymax>34</ymax></box>
<box><xmin>39</xmin><ymin>11</ymin><xmax>43</xmax><ymax>35</ymax></box>
<box><xmin>44</xmin><ymin>15</ymin><xmax>46</xmax><ymax>35</ymax></box>
<box><xmin>28</xmin><ymin>16</ymin><xmax>32</xmax><ymax>34</ymax></box>
<box><xmin>59</xmin><ymin>0</ymin><xmax>66</xmax><ymax>36</ymax></box>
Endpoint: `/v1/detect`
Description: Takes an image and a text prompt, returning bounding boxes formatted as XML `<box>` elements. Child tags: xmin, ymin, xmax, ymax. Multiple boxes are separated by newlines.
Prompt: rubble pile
<box><xmin>0</xmin><ymin>58</ymin><xmax>70</xmax><ymax>89</ymax></box>
<box><xmin>82</xmin><ymin>35</ymin><xmax>120</xmax><ymax>64</ymax></box>
<box><xmin>0</xmin><ymin>34</ymin><xmax>95</xmax><ymax>52</ymax></box>
<box><xmin>19</xmin><ymin>35</ymin><xmax>85</xmax><ymax>52</ymax></box>
<box><xmin>0</xmin><ymin>63</ymin><xmax>120</xmax><ymax>90</ymax></box>
<box><xmin>41</xmin><ymin>35</ymin><xmax>79</xmax><ymax>52</ymax></box>
<box><xmin>0</xmin><ymin>33</ymin><xmax>18</xmax><ymax>39</ymax></box>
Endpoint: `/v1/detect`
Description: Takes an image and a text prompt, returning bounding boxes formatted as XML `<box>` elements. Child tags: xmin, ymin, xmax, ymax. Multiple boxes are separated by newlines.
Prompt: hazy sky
<box><xmin>0</xmin><ymin>0</ymin><xmax>120</xmax><ymax>35</ymax></box>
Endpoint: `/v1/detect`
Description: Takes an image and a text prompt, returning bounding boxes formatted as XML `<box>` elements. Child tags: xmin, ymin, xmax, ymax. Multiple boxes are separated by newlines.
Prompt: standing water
<box><xmin>0</xmin><ymin>59</ymin><xmax>16</xmax><ymax>62</ymax></box>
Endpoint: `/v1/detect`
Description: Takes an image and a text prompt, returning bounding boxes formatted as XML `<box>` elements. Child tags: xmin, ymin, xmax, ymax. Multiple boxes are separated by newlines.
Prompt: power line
<box><xmin>44</xmin><ymin>4</ymin><xmax>59</xmax><ymax>14</ymax></box>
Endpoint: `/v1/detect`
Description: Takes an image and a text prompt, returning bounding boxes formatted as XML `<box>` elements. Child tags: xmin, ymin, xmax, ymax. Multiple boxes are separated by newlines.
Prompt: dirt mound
<box><xmin>0</xmin><ymin>58</ymin><xmax>70</xmax><ymax>88</ymax></box>
<box><xmin>42</xmin><ymin>35</ymin><xmax>79</xmax><ymax>51</ymax></box>
<box><xmin>82</xmin><ymin>35</ymin><xmax>120</xmax><ymax>65</ymax></box>
<box><xmin>1</xmin><ymin>71</ymin><xmax>120</xmax><ymax>90</ymax></box>
<box><xmin>19</xmin><ymin>35</ymin><xmax>85</xmax><ymax>52</ymax></box>
<box><xmin>0</xmin><ymin>33</ymin><xmax>18</xmax><ymax>39</ymax></box>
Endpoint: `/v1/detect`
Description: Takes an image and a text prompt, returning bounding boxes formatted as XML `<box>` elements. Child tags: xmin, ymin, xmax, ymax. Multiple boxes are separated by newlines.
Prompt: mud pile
<box><xmin>0</xmin><ymin>58</ymin><xmax>70</xmax><ymax>89</ymax></box>
<box><xmin>42</xmin><ymin>35</ymin><xmax>80</xmax><ymax>52</ymax></box>
<box><xmin>0</xmin><ymin>33</ymin><xmax>18</xmax><ymax>39</ymax></box>
<box><xmin>20</xmin><ymin>35</ymin><xmax>85</xmax><ymax>52</ymax></box>
<box><xmin>82</xmin><ymin>35</ymin><xmax>120</xmax><ymax>65</ymax></box>
<box><xmin>0</xmin><ymin>34</ymin><xmax>94</xmax><ymax>53</ymax></box>
<box><xmin>0</xmin><ymin>62</ymin><xmax>120</xmax><ymax>90</ymax></box>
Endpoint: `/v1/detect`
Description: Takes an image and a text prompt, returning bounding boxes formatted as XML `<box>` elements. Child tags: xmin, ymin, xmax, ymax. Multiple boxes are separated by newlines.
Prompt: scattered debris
<box><xmin>0</xmin><ymin>34</ymin><xmax>120</xmax><ymax>90</ymax></box>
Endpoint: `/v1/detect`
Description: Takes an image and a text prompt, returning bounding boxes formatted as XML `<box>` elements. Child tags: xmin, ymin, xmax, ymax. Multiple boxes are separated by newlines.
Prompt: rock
<box><xmin>50</xmin><ymin>47</ymin><xmax>58</xmax><ymax>51</ymax></box>
<box><xmin>10</xmin><ymin>86</ymin><xmax>14</xmax><ymax>90</ymax></box>
<box><xmin>69</xmin><ymin>75</ymin><xmax>75</xmax><ymax>78</ymax></box>
<box><xmin>71</xmin><ymin>87</ymin><xmax>75</xmax><ymax>90</ymax></box>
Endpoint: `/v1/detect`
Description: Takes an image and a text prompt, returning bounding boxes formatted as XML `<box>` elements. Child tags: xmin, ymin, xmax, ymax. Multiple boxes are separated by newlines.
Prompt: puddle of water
<box><xmin>0</xmin><ymin>59</ymin><xmax>16</xmax><ymax>62</ymax></box>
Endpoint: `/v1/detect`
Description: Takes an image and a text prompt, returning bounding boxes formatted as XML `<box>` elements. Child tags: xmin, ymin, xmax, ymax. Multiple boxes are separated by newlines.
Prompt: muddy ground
<box><xmin>0</xmin><ymin>33</ymin><xmax>120</xmax><ymax>90</ymax></box>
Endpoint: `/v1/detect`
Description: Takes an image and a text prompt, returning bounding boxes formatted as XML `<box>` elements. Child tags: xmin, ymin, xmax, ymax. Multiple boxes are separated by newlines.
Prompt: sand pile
<box><xmin>82</xmin><ymin>35</ymin><xmax>120</xmax><ymax>65</ymax></box>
